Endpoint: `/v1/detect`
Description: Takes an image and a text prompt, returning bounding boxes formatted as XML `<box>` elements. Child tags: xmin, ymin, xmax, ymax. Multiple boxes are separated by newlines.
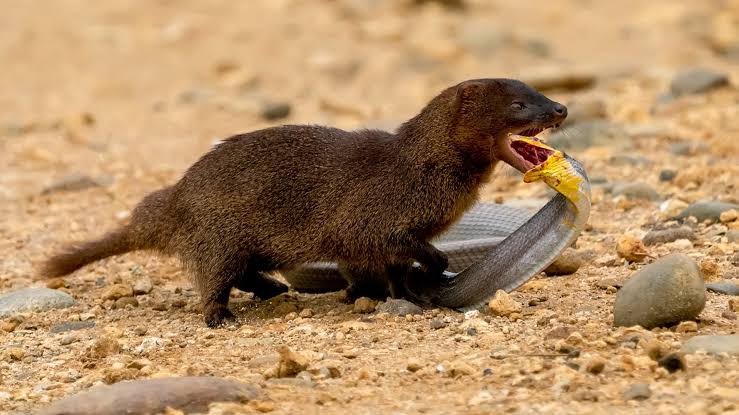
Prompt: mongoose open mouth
<box><xmin>510</xmin><ymin>137</ymin><xmax>556</xmax><ymax>168</ymax></box>
<box><xmin>496</xmin><ymin>134</ymin><xmax>558</xmax><ymax>173</ymax></box>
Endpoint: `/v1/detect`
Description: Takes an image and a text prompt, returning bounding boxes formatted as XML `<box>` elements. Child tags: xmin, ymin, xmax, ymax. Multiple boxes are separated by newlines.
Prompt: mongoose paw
<box><xmin>423</xmin><ymin>249</ymin><xmax>449</xmax><ymax>278</ymax></box>
<box><xmin>343</xmin><ymin>282</ymin><xmax>390</xmax><ymax>302</ymax></box>
<box><xmin>252</xmin><ymin>277</ymin><xmax>289</xmax><ymax>300</ymax></box>
<box><xmin>203</xmin><ymin>305</ymin><xmax>237</xmax><ymax>328</ymax></box>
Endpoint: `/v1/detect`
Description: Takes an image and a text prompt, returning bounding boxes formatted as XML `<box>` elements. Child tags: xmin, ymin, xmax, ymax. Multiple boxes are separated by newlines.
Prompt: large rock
<box><xmin>613</xmin><ymin>254</ymin><xmax>705</xmax><ymax>328</ymax></box>
<box><xmin>0</xmin><ymin>288</ymin><xmax>75</xmax><ymax>317</ymax></box>
<box><xmin>669</xmin><ymin>68</ymin><xmax>729</xmax><ymax>96</ymax></box>
<box><xmin>38</xmin><ymin>377</ymin><xmax>260</xmax><ymax>415</ymax></box>
<box><xmin>612</xmin><ymin>182</ymin><xmax>660</xmax><ymax>201</ymax></box>
<box><xmin>643</xmin><ymin>226</ymin><xmax>696</xmax><ymax>246</ymax></box>
<box><xmin>676</xmin><ymin>201</ymin><xmax>739</xmax><ymax>222</ymax></box>
<box><xmin>706</xmin><ymin>283</ymin><xmax>739</xmax><ymax>296</ymax></box>
<box><xmin>681</xmin><ymin>335</ymin><xmax>739</xmax><ymax>355</ymax></box>
<box><xmin>376</xmin><ymin>298</ymin><xmax>423</xmax><ymax>316</ymax></box>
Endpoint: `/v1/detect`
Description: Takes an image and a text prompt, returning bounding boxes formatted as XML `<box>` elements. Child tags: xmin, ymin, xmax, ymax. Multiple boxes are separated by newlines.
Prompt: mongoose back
<box><xmin>42</xmin><ymin>78</ymin><xmax>567</xmax><ymax>327</ymax></box>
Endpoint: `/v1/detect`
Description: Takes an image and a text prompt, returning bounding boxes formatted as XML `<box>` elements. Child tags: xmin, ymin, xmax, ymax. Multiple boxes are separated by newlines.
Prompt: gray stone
<box><xmin>706</xmin><ymin>283</ymin><xmax>739</xmax><ymax>296</ymax></box>
<box><xmin>676</xmin><ymin>201</ymin><xmax>739</xmax><ymax>222</ymax></box>
<box><xmin>623</xmin><ymin>383</ymin><xmax>652</xmax><ymax>401</ymax></box>
<box><xmin>659</xmin><ymin>169</ymin><xmax>677</xmax><ymax>182</ymax></box>
<box><xmin>38</xmin><ymin>376</ymin><xmax>260</xmax><ymax>415</ymax></box>
<box><xmin>612</xmin><ymin>182</ymin><xmax>660</xmax><ymax>201</ymax></box>
<box><xmin>643</xmin><ymin>226</ymin><xmax>696</xmax><ymax>246</ymax></box>
<box><xmin>50</xmin><ymin>321</ymin><xmax>95</xmax><ymax>333</ymax></box>
<box><xmin>261</xmin><ymin>101</ymin><xmax>291</xmax><ymax>121</ymax></box>
<box><xmin>609</xmin><ymin>154</ymin><xmax>651</xmax><ymax>166</ymax></box>
<box><xmin>669</xmin><ymin>141</ymin><xmax>709</xmax><ymax>156</ymax></box>
<box><xmin>429</xmin><ymin>318</ymin><xmax>447</xmax><ymax>329</ymax></box>
<box><xmin>548</xmin><ymin>121</ymin><xmax>631</xmax><ymax>151</ymax></box>
<box><xmin>0</xmin><ymin>288</ymin><xmax>75</xmax><ymax>317</ymax></box>
<box><xmin>376</xmin><ymin>298</ymin><xmax>423</xmax><ymax>316</ymax></box>
<box><xmin>42</xmin><ymin>173</ymin><xmax>105</xmax><ymax>195</ymax></box>
<box><xmin>613</xmin><ymin>254</ymin><xmax>705</xmax><ymax>329</ymax></box>
<box><xmin>132</xmin><ymin>278</ymin><xmax>153</xmax><ymax>295</ymax></box>
<box><xmin>681</xmin><ymin>335</ymin><xmax>739</xmax><ymax>355</ymax></box>
<box><xmin>727</xmin><ymin>230</ymin><xmax>739</xmax><ymax>243</ymax></box>
<box><xmin>266</xmin><ymin>377</ymin><xmax>314</xmax><ymax>388</ymax></box>
<box><xmin>670</xmin><ymin>68</ymin><xmax>729</xmax><ymax>96</ymax></box>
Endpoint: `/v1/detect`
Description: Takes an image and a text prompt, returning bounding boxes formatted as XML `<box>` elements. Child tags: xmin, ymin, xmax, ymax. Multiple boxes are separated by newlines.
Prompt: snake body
<box><xmin>282</xmin><ymin>147</ymin><xmax>591</xmax><ymax>310</ymax></box>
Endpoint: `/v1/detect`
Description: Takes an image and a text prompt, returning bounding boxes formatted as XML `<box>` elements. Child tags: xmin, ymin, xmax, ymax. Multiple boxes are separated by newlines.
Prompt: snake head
<box><xmin>508</xmin><ymin>136</ymin><xmax>587</xmax><ymax>205</ymax></box>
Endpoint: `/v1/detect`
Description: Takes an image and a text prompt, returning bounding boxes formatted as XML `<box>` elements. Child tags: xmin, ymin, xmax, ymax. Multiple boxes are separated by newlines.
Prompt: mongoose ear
<box><xmin>453</xmin><ymin>80</ymin><xmax>486</xmax><ymax>111</ymax></box>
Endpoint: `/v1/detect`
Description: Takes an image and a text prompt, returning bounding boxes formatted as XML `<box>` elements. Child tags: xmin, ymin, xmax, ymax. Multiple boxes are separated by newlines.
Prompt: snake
<box><xmin>281</xmin><ymin>136</ymin><xmax>591</xmax><ymax>309</ymax></box>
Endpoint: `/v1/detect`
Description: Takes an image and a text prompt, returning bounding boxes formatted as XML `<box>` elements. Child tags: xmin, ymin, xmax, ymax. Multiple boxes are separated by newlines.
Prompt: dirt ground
<box><xmin>1</xmin><ymin>0</ymin><xmax>739</xmax><ymax>414</ymax></box>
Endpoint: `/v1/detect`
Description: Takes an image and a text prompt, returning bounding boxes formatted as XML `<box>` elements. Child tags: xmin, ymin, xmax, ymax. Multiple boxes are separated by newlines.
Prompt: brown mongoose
<box><xmin>41</xmin><ymin>78</ymin><xmax>567</xmax><ymax>327</ymax></box>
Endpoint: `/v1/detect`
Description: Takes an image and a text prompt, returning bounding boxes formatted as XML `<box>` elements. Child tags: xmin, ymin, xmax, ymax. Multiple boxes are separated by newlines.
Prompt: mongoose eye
<box><xmin>511</xmin><ymin>102</ymin><xmax>525</xmax><ymax>110</ymax></box>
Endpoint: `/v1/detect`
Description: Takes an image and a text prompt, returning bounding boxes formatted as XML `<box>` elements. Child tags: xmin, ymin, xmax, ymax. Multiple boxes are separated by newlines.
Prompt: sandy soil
<box><xmin>1</xmin><ymin>1</ymin><xmax>738</xmax><ymax>414</ymax></box>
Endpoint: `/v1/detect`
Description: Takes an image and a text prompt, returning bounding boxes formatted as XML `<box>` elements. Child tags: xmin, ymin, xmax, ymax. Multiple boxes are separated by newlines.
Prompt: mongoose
<box><xmin>41</xmin><ymin>78</ymin><xmax>567</xmax><ymax>327</ymax></box>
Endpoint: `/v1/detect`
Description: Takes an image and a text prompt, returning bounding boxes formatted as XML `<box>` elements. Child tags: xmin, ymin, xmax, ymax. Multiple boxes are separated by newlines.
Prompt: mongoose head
<box><xmin>451</xmin><ymin>78</ymin><xmax>568</xmax><ymax>173</ymax></box>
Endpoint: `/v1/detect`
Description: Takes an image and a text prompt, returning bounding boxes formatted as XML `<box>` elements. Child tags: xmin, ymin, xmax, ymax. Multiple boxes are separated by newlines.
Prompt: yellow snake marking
<box><xmin>511</xmin><ymin>136</ymin><xmax>583</xmax><ymax>205</ymax></box>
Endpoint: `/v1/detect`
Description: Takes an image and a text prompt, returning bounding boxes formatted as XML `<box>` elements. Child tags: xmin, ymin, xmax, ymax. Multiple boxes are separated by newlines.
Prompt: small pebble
<box><xmin>276</xmin><ymin>346</ymin><xmax>309</xmax><ymax>378</ymax></box>
<box><xmin>616</xmin><ymin>235</ymin><xmax>649</xmax><ymax>262</ymax></box>
<box><xmin>658</xmin><ymin>352</ymin><xmax>687</xmax><ymax>373</ymax></box>
<box><xmin>133</xmin><ymin>278</ymin><xmax>153</xmax><ymax>295</ymax></box>
<box><xmin>261</xmin><ymin>101</ymin><xmax>291</xmax><ymax>121</ymax></box>
<box><xmin>429</xmin><ymin>318</ymin><xmax>446</xmax><ymax>330</ymax></box>
<box><xmin>544</xmin><ymin>249</ymin><xmax>583</xmax><ymax>276</ymax></box>
<box><xmin>623</xmin><ymin>383</ymin><xmax>652</xmax><ymax>401</ymax></box>
<box><xmin>7</xmin><ymin>348</ymin><xmax>25</xmax><ymax>361</ymax></box>
<box><xmin>407</xmin><ymin>358</ymin><xmax>423</xmax><ymax>372</ymax></box>
<box><xmin>585</xmin><ymin>356</ymin><xmax>606</xmax><ymax>374</ymax></box>
<box><xmin>644</xmin><ymin>339</ymin><xmax>669</xmax><ymax>361</ymax></box>
<box><xmin>353</xmin><ymin>297</ymin><xmax>377</xmax><ymax>314</ymax></box>
<box><xmin>488</xmin><ymin>290</ymin><xmax>523</xmax><ymax>317</ymax></box>
<box><xmin>659</xmin><ymin>169</ymin><xmax>677</xmax><ymax>182</ymax></box>
<box><xmin>88</xmin><ymin>336</ymin><xmax>120</xmax><ymax>359</ymax></box>
<box><xmin>720</xmin><ymin>209</ymin><xmax>738</xmax><ymax>223</ymax></box>
<box><xmin>101</xmin><ymin>284</ymin><xmax>134</xmax><ymax>301</ymax></box>
<box><xmin>675</xmin><ymin>321</ymin><xmax>698</xmax><ymax>333</ymax></box>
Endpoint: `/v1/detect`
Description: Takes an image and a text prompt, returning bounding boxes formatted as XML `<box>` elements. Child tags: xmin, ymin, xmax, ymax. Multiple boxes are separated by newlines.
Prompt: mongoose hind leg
<box><xmin>234</xmin><ymin>271</ymin><xmax>288</xmax><ymax>299</ymax></box>
<box><xmin>198</xmin><ymin>253</ymin><xmax>251</xmax><ymax>327</ymax></box>
<box><xmin>232</xmin><ymin>255</ymin><xmax>287</xmax><ymax>299</ymax></box>
<box><xmin>339</xmin><ymin>262</ymin><xmax>391</xmax><ymax>302</ymax></box>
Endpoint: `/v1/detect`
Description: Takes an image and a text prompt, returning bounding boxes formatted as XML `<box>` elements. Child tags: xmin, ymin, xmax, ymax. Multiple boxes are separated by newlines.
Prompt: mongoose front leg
<box><xmin>392</xmin><ymin>236</ymin><xmax>449</xmax><ymax>278</ymax></box>
<box><xmin>339</xmin><ymin>262</ymin><xmax>392</xmax><ymax>302</ymax></box>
